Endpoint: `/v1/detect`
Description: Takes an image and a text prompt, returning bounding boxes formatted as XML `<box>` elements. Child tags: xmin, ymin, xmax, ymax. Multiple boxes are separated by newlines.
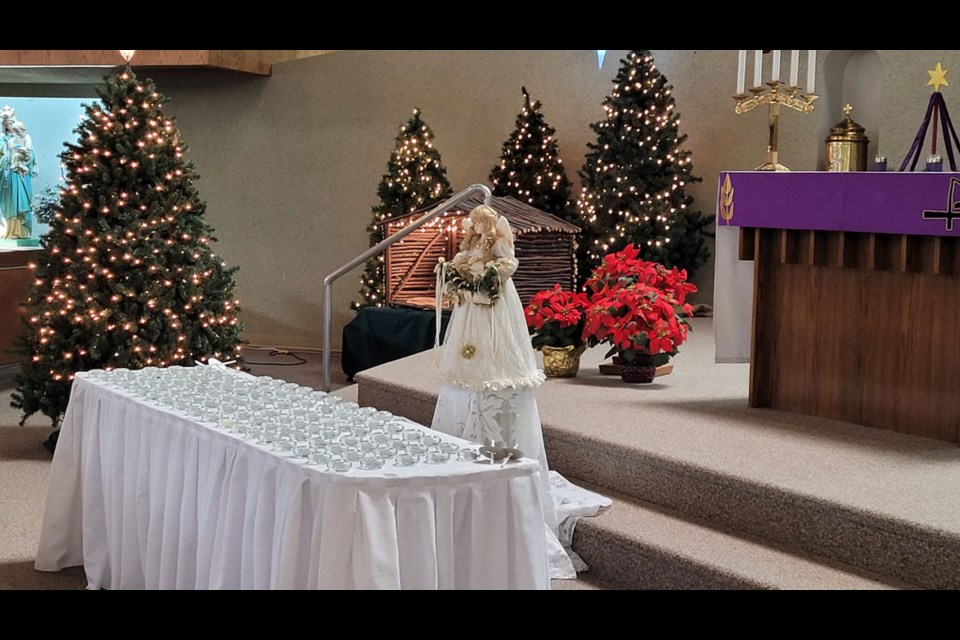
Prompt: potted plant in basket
<box><xmin>524</xmin><ymin>284</ymin><xmax>590</xmax><ymax>378</ymax></box>
<box><xmin>582</xmin><ymin>244</ymin><xmax>697</xmax><ymax>383</ymax></box>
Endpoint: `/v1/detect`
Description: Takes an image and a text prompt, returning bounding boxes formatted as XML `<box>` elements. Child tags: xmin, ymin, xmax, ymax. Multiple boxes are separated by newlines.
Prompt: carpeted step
<box><xmin>551</xmin><ymin>576</ymin><xmax>605</xmax><ymax>590</ymax></box>
<box><xmin>567</xmin><ymin>482</ymin><xmax>911</xmax><ymax>590</ymax></box>
<box><xmin>354</xmin><ymin>322</ymin><xmax>960</xmax><ymax>590</ymax></box>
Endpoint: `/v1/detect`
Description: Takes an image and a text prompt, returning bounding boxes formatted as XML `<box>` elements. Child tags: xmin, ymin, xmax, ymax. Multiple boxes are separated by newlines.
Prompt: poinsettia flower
<box><xmin>647</xmin><ymin>320</ymin><xmax>675</xmax><ymax>354</ymax></box>
<box><xmin>602</xmin><ymin>243</ymin><xmax>641</xmax><ymax>276</ymax></box>
<box><xmin>526</xmin><ymin>307</ymin><xmax>546</xmax><ymax>330</ymax></box>
<box><xmin>553</xmin><ymin>304</ymin><xmax>582</xmax><ymax>329</ymax></box>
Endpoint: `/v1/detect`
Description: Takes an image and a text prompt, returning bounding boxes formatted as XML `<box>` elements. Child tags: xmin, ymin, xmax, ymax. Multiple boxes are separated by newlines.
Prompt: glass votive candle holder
<box><xmin>394</xmin><ymin>453</ymin><xmax>418</xmax><ymax>467</ymax></box>
<box><xmin>439</xmin><ymin>442</ymin><xmax>460</xmax><ymax>456</ymax></box>
<box><xmin>426</xmin><ymin>451</ymin><xmax>450</xmax><ymax>465</ymax></box>
<box><xmin>291</xmin><ymin>440</ymin><xmax>311</xmax><ymax>459</ymax></box>
<box><xmin>403</xmin><ymin>430</ymin><xmax>423</xmax><ymax>443</ymax></box>
<box><xmin>257</xmin><ymin>427</ymin><xmax>277</xmax><ymax>446</ymax></box>
<box><xmin>343</xmin><ymin>449</ymin><xmax>362</xmax><ymax>463</ymax></box>
<box><xmin>376</xmin><ymin>446</ymin><xmax>395</xmax><ymax>460</ymax></box>
<box><xmin>422</xmin><ymin>435</ymin><xmax>442</xmax><ymax>448</ymax></box>
<box><xmin>329</xmin><ymin>459</ymin><xmax>352</xmax><ymax>473</ymax></box>
<box><xmin>406</xmin><ymin>444</ymin><xmax>425</xmax><ymax>458</ymax></box>
<box><xmin>351</xmin><ymin>424</ymin><xmax>371</xmax><ymax>439</ymax></box>
<box><xmin>360</xmin><ymin>456</ymin><xmax>384</xmax><ymax>471</ymax></box>
<box><xmin>458</xmin><ymin>448</ymin><xmax>480</xmax><ymax>462</ymax></box>
<box><xmin>308</xmin><ymin>449</ymin><xmax>332</xmax><ymax>466</ymax></box>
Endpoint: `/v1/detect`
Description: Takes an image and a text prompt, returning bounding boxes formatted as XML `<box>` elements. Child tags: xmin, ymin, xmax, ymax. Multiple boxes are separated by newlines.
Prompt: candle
<box><xmin>771</xmin><ymin>50</ymin><xmax>781</xmax><ymax>82</ymax></box>
<box><xmin>754</xmin><ymin>50</ymin><xmax>763</xmax><ymax>88</ymax></box>
<box><xmin>737</xmin><ymin>50</ymin><xmax>746</xmax><ymax>95</ymax></box>
<box><xmin>789</xmin><ymin>50</ymin><xmax>799</xmax><ymax>86</ymax></box>
<box><xmin>807</xmin><ymin>50</ymin><xmax>817</xmax><ymax>93</ymax></box>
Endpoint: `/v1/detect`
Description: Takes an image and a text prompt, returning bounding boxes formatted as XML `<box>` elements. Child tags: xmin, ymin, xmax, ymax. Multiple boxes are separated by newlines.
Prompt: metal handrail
<box><xmin>322</xmin><ymin>183</ymin><xmax>493</xmax><ymax>391</ymax></box>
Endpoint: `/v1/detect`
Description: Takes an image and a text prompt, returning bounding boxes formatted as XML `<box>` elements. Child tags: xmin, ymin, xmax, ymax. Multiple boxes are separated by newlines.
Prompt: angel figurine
<box><xmin>434</xmin><ymin>203</ymin><xmax>545</xmax><ymax>392</ymax></box>
<box><xmin>432</xmin><ymin>205</ymin><xmax>585</xmax><ymax>577</ymax></box>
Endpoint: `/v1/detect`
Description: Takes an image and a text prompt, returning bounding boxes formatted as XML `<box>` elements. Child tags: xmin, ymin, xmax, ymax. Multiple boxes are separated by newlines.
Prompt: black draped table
<box><xmin>341</xmin><ymin>306</ymin><xmax>450</xmax><ymax>380</ymax></box>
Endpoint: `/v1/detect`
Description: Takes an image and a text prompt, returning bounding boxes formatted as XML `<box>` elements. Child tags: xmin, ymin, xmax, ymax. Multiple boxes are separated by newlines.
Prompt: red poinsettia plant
<box><xmin>582</xmin><ymin>244</ymin><xmax>697</xmax><ymax>367</ymax></box>
<box><xmin>524</xmin><ymin>284</ymin><xmax>590</xmax><ymax>350</ymax></box>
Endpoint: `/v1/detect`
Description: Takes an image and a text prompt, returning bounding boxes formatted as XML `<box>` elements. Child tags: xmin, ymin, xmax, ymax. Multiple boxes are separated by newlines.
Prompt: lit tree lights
<box><xmin>576</xmin><ymin>50</ymin><xmax>712</xmax><ymax>286</ymax></box>
<box><xmin>354</xmin><ymin>108</ymin><xmax>451</xmax><ymax>309</ymax></box>
<box><xmin>490</xmin><ymin>87</ymin><xmax>573</xmax><ymax>220</ymax></box>
<box><xmin>11</xmin><ymin>69</ymin><xmax>243</xmax><ymax>432</ymax></box>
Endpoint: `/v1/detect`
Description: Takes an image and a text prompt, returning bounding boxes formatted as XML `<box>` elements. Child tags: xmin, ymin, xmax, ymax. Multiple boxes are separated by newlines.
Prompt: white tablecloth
<box><xmin>35</xmin><ymin>374</ymin><xmax>550</xmax><ymax>590</ymax></box>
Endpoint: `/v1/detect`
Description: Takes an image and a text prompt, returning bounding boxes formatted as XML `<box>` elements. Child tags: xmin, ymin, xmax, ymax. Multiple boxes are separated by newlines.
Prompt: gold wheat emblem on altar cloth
<box><xmin>720</xmin><ymin>174</ymin><xmax>735</xmax><ymax>223</ymax></box>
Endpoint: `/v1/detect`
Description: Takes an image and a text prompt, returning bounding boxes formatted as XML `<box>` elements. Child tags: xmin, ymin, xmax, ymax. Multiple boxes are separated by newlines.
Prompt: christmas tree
<box><xmin>490</xmin><ymin>87</ymin><xmax>573</xmax><ymax>219</ymax></box>
<box><xmin>577</xmin><ymin>50</ymin><xmax>712</xmax><ymax>285</ymax></box>
<box><xmin>354</xmin><ymin>108</ymin><xmax>452</xmax><ymax>309</ymax></box>
<box><xmin>11</xmin><ymin>68</ymin><xmax>244</xmax><ymax>430</ymax></box>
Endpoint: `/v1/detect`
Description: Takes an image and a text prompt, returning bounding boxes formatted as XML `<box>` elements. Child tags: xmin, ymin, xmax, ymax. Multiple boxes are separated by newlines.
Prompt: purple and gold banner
<box><xmin>717</xmin><ymin>171</ymin><xmax>960</xmax><ymax>236</ymax></box>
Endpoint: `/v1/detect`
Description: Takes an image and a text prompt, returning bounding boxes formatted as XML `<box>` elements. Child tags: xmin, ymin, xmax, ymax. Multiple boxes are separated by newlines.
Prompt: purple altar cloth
<box><xmin>717</xmin><ymin>171</ymin><xmax>960</xmax><ymax>237</ymax></box>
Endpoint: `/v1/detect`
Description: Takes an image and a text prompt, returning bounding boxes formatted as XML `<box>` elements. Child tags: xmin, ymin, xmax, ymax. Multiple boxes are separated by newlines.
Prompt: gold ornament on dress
<box><xmin>460</xmin><ymin>344</ymin><xmax>477</xmax><ymax>360</ymax></box>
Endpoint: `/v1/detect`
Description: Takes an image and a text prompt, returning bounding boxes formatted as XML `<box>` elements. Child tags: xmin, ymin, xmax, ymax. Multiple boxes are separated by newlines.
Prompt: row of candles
<box><xmin>736</xmin><ymin>50</ymin><xmax>817</xmax><ymax>95</ymax></box>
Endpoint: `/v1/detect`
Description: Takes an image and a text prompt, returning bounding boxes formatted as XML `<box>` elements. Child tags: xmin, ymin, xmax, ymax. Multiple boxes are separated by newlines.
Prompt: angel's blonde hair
<box><xmin>459</xmin><ymin>204</ymin><xmax>501</xmax><ymax>253</ymax></box>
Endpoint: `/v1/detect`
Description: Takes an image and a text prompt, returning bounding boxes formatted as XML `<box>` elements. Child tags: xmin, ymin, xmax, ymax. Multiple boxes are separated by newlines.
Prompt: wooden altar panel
<box><xmin>0</xmin><ymin>250</ymin><xmax>39</xmax><ymax>366</ymax></box>
<box><xmin>749</xmin><ymin>229</ymin><xmax>960</xmax><ymax>443</ymax></box>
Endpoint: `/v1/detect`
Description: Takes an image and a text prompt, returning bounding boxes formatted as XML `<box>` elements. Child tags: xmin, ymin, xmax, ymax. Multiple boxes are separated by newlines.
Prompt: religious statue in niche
<box><xmin>0</xmin><ymin>105</ymin><xmax>38</xmax><ymax>240</ymax></box>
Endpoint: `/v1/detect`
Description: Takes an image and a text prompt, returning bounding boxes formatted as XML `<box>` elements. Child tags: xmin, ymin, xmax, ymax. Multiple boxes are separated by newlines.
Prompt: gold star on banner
<box><xmin>928</xmin><ymin>63</ymin><xmax>949</xmax><ymax>93</ymax></box>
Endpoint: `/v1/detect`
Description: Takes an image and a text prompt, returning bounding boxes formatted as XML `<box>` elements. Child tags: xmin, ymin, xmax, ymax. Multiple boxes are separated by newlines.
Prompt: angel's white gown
<box><xmin>431</xmin><ymin>214</ymin><xmax>608</xmax><ymax>581</ymax></box>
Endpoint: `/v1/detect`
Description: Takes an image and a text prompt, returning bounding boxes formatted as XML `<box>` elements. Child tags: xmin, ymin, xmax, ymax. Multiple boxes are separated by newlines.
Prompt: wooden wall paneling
<box><xmin>738</xmin><ymin>227</ymin><xmax>756</xmax><ymax>261</ymax></box>
<box><xmin>779</xmin><ymin>229</ymin><xmax>799</xmax><ymax>264</ymax></box>
<box><xmin>948</xmin><ymin>237</ymin><xmax>960</xmax><ymax>276</ymax></box>
<box><xmin>807</xmin><ymin>263</ymin><xmax>865</xmax><ymax>423</ymax></box>
<box><xmin>797</xmin><ymin>231</ymin><xmax>814</xmax><ymax>266</ymax></box>
<box><xmin>893</xmin><ymin>271</ymin><xmax>960</xmax><ymax>441</ymax></box>
<box><xmin>825</xmin><ymin>231</ymin><xmax>844</xmax><ymax>269</ymax></box>
<box><xmin>752</xmin><ymin>229</ymin><xmax>960</xmax><ymax>442</ymax></box>
<box><xmin>0</xmin><ymin>250</ymin><xmax>39</xmax><ymax>366</ymax></box>
<box><xmin>898</xmin><ymin>235</ymin><xmax>912</xmax><ymax>273</ymax></box>
<box><xmin>913</xmin><ymin>236</ymin><xmax>937</xmax><ymax>274</ymax></box>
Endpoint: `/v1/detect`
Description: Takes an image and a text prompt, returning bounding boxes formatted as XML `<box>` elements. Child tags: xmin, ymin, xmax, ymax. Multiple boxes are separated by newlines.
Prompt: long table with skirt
<box><xmin>34</xmin><ymin>372</ymin><xmax>550</xmax><ymax>589</ymax></box>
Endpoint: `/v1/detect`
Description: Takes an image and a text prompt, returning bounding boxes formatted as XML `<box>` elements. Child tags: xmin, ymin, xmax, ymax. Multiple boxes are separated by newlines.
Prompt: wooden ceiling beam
<box><xmin>0</xmin><ymin>50</ymin><xmax>273</xmax><ymax>75</ymax></box>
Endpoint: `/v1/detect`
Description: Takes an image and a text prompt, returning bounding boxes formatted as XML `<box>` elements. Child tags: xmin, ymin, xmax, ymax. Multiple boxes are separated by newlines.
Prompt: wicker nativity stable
<box><xmin>381</xmin><ymin>194</ymin><xmax>580</xmax><ymax>308</ymax></box>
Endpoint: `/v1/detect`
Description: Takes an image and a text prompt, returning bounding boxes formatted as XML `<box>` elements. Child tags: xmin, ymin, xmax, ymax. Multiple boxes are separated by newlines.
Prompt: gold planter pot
<box><xmin>541</xmin><ymin>345</ymin><xmax>586</xmax><ymax>378</ymax></box>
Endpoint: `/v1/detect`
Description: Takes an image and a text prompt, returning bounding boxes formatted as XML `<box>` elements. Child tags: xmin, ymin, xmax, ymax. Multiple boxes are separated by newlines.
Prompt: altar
<box><xmin>716</xmin><ymin>171</ymin><xmax>960</xmax><ymax>443</ymax></box>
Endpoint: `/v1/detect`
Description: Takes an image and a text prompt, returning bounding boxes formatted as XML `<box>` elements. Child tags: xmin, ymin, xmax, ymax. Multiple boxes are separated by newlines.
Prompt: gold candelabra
<box><xmin>734</xmin><ymin>81</ymin><xmax>818</xmax><ymax>171</ymax></box>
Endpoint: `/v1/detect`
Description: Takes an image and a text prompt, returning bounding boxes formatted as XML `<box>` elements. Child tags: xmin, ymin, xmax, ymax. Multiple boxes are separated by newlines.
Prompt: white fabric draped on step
<box><xmin>432</xmin><ymin>386</ymin><xmax>611</xmax><ymax>579</ymax></box>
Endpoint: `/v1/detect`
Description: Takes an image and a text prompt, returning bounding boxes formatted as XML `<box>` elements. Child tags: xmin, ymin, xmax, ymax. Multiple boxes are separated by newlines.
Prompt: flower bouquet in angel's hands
<box><xmin>582</xmin><ymin>244</ymin><xmax>697</xmax><ymax>381</ymax></box>
<box><xmin>436</xmin><ymin>254</ymin><xmax>502</xmax><ymax>307</ymax></box>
